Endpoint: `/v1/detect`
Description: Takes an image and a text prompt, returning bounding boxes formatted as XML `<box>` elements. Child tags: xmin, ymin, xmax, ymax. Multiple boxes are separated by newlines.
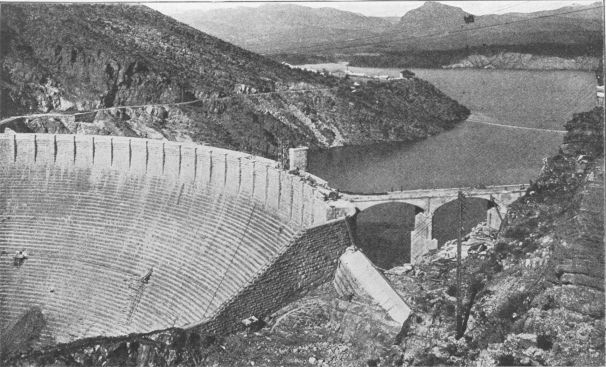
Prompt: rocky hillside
<box><xmin>442</xmin><ymin>52</ymin><xmax>600</xmax><ymax>71</ymax></box>
<box><xmin>0</xmin><ymin>4</ymin><xmax>469</xmax><ymax>159</ymax></box>
<box><xmin>347</xmin><ymin>43</ymin><xmax>603</xmax><ymax>71</ymax></box>
<box><xmin>390</xmin><ymin>107</ymin><xmax>604</xmax><ymax>366</ymax></box>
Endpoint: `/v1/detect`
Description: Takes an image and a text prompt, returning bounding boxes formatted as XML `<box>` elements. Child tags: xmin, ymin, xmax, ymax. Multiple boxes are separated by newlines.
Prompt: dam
<box><xmin>0</xmin><ymin>133</ymin><xmax>524</xmax><ymax>352</ymax></box>
<box><xmin>0</xmin><ymin>134</ymin><xmax>354</xmax><ymax>350</ymax></box>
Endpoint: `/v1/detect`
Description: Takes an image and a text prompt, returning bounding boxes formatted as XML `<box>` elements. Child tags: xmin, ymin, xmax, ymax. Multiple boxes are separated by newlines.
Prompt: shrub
<box><xmin>537</xmin><ymin>334</ymin><xmax>554</xmax><ymax>351</ymax></box>
<box><xmin>497</xmin><ymin>354</ymin><xmax>515</xmax><ymax>366</ymax></box>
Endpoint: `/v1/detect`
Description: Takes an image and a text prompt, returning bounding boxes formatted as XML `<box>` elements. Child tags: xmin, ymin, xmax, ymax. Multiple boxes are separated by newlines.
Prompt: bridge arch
<box><xmin>355</xmin><ymin>201</ymin><xmax>424</xmax><ymax>269</ymax></box>
<box><xmin>431</xmin><ymin>196</ymin><xmax>498</xmax><ymax>248</ymax></box>
<box><xmin>341</xmin><ymin>186</ymin><xmax>525</xmax><ymax>264</ymax></box>
<box><xmin>351</xmin><ymin>198</ymin><xmax>429</xmax><ymax>213</ymax></box>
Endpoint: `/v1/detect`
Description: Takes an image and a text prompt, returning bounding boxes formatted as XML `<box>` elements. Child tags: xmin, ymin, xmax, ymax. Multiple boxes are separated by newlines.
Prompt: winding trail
<box><xmin>0</xmin><ymin>87</ymin><xmax>336</xmax><ymax>125</ymax></box>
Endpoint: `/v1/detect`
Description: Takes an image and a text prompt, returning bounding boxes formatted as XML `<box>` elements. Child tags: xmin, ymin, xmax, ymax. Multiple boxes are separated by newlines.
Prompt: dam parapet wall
<box><xmin>0</xmin><ymin>134</ymin><xmax>336</xmax><ymax>229</ymax></box>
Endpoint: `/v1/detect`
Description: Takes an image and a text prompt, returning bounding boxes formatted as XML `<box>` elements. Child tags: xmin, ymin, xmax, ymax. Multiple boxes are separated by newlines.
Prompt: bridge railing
<box><xmin>341</xmin><ymin>184</ymin><xmax>527</xmax><ymax>199</ymax></box>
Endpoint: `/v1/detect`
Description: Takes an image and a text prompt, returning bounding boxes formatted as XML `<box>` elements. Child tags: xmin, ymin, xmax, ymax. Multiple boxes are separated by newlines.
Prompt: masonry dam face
<box><xmin>0</xmin><ymin>134</ymin><xmax>352</xmax><ymax>350</ymax></box>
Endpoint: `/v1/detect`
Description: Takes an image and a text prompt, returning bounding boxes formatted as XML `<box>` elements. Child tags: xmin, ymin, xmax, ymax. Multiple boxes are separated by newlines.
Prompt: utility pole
<box><xmin>456</xmin><ymin>190</ymin><xmax>464</xmax><ymax>339</ymax></box>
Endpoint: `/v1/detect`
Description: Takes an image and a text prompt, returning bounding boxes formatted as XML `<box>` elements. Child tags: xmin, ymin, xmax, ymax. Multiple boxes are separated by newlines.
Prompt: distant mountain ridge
<box><xmin>397</xmin><ymin>1</ymin><xmax>470</xmax><ymax>36</ymax></box>
<box><xmin>170</xmin><ymin>4</ymin><xmax>394</xmax><ymax>54</ymax></box>
<box><xmin>389</xmin><ymin>1</ymin><xmax>603</xmax><ymax>51</ymax></box>
<box><xmin>169</xmin><ymin>1</ymin><xmax>603</xmax><ymax>64</ymax></box>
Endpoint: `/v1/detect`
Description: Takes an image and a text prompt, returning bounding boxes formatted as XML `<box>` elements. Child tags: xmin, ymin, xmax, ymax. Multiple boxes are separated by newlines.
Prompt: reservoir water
<box><xmin>305</xmin><ymin>66</ymin><xmax>596</xmax><ymax>192</ymax></box>
<box><xmin>302</xmin><ymin>65</ymin><xmax>597</xmax><ymax>267</ymax></box>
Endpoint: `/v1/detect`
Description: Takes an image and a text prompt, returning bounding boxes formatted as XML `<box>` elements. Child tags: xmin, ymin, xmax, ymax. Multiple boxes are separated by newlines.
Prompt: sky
<box><xmin>146</xmin><ymin>1</ymin><xmax>600</xmax><ymax>17</ymax></box>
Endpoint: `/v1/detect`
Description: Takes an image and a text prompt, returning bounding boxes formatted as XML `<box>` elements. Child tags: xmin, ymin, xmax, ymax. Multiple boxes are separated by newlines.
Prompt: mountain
<box><xmin>171</xmin><ymin>1</ymin><xmax>603</xmax><ymax>69</ymax></box>
<box><xmin>397</xmin><ymin>1</ymin><xmax>470</xmax><ymax>36</ymax></box>
<box><xmin>343</xmin><ymin>1</ymin><xmax>602</xmax><ymax>70</ymax></box>
<box><xmin>389</xmin><ymin>1</ymin><xmax>604</xmax><ymax>51</ymax></box>
<box><xmin>168</xmin><ymin>4</ymin><xmax>393</xmax><ymax>54</ymax></box>
<box><xmin>0</xmin><ymin>4</ymin><xmax>470</xmax><ymax>158</ymax></box>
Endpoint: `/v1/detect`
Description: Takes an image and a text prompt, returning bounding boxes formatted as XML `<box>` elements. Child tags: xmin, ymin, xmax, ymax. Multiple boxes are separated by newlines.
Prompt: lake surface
<box><xmin>304</xmin><ymin>65</ymin><xmax>596</xmax><ymax>192</ymax></box>
<box><xmin>300</xmin><ymin>65</ymin><xmax>596</xmax><ymax>266</ymax></box>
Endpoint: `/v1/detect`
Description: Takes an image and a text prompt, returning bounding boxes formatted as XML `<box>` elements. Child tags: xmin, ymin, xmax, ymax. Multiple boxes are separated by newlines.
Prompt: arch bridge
<box><xmin>341</xmin><ymin>185</ymin><xmax>526</xmax><ymax>263</ymax></box>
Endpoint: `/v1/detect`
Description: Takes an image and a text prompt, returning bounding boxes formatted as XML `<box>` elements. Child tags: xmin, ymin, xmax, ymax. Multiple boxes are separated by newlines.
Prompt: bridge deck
<box><xmin>342</xmin><ymin>184</ymin><xmax>526</xmax><ymax>212</ymax></box>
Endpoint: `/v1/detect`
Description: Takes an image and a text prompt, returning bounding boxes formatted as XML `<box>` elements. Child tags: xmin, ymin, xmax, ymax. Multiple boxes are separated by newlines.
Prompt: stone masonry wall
<box><xmin>199</xmin><ymin>217</ymin><xmax>354</xmax><ymax>335</ymax></box>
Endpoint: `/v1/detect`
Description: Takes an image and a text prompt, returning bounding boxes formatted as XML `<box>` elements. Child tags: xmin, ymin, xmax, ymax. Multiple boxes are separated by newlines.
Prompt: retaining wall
<box><xmin>200</xmin><ymin>218</ymin><xmax>353</xmax><ymax>335</ymax></box>
<box><xmin>0</xmin><ymin>134</ymin><xmax>349</xmax><ymax>350</ymax></box>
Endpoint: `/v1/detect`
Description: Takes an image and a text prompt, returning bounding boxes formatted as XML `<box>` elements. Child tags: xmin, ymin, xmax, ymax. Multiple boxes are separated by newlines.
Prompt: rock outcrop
<box><xmin>443</xmin><ymin>52</ymin><xmax>600</xmax><ymax>71</ymax></box>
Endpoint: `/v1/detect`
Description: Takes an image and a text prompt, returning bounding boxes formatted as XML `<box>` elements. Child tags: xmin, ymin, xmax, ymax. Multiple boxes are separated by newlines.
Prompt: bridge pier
<box><xmin>342</xmin><ymin>185</ymin><xmax>526</xmax><ymax>265</ymax></box>
<box><xmin>486</xmin><ymin>206</ymin><xmax>508</xmax><ymax>231</ymax></box>
<box><xmin>410</xmin><ymin>211</ymin><xmax>438</xmax><ymax>264</ymax></box>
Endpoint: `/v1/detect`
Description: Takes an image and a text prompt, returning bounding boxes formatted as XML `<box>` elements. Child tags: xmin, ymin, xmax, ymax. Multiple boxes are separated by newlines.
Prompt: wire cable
<box><xmin>490</xmin><ymin>1</ymin><xmax>534</xmax><ymax>14</ymax></box>
<box><xmin>466</xmin><ymin>118</ymin><xmax>567</xmax><ymax>133</ymax></box>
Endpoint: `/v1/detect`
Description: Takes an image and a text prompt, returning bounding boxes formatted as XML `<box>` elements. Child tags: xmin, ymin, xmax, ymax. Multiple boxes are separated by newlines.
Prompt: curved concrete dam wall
<box><xmin>0</xmin><ymin>134</ymin><xmax>352</xmax><ymax>350</ymax></box>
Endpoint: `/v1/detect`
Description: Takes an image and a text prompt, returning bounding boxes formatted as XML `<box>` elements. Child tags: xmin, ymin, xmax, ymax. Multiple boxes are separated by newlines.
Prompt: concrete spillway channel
<box><xmin>333</xmin><ymin>247</ymin><xmax>412</xmax><ymax>325</ymax></box>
